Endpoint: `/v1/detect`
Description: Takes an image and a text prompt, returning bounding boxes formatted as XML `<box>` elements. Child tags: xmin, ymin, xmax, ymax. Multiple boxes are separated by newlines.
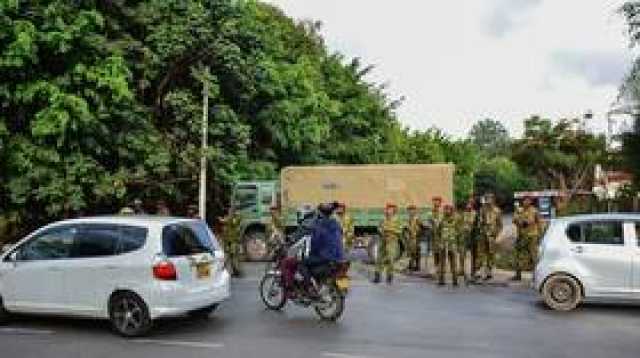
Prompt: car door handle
<box><xmin>571</xmin><ymin>246</ymin><xmax>584</xmax><ymax>254</ymax></box>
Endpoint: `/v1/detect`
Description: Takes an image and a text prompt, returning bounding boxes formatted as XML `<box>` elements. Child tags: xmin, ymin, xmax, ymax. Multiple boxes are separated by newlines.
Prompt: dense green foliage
<box><xmin>620</xmin><ymin>2</ymin><xmax>640</xmax><ymax>188</ymax></box>
<box><xmin>511</xmin><ymin>116</ymin><xmax>606</xmax><ymax>194</ymax></box>
<box><xmin>468</xmin><ymin>118</ymin><xmax>510</xmax><ymax>157</ymax></box>
<box><xmin>1</xmin><ymin>0</ymin><xmax>482</xmax><ymax>240</ymax></box>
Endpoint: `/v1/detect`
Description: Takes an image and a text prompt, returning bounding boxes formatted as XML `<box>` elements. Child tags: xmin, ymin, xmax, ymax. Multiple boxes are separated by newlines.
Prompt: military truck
<box><xmin>231</xmin><ymin>164</ymin><xmax>455</xmax><ymax>261</ymax></box>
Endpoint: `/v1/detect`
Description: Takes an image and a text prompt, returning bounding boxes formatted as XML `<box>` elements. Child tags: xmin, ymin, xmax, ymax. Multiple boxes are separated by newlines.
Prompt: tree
<box><xmin>511</xmin><ymin>116</ymin><xmax>606</xmax><ymax>196</ymax></box>
<box><xmin>0</xmin><ymin>0</ymin><xmax>403</xmax><ymax>236</ymax></box>
<box><xmin>474</xmin><ymin>156</ymin><xmax>534</xmax><ymax>208</ymax></box>
<box><xmin>619</xmin><ymin>2</ymin><xmax>640</xmax><ymax>188</ymax></box>
<box><xmin>468</xmin><ymin>118</ymin><xmax>511</xmax><ymax>157</ymax></box>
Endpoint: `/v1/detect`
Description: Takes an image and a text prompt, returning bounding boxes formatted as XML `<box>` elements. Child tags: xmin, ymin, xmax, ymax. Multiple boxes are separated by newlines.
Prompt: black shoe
<box><xmin>510</xmin><ymin>273</ymin><xmax>522</xmax><ymax>281</ymax></box>
<box><xmin>373</xmin><ymin>272</ymin><xmax>381</xmax><ymax>284</ymax></box>
<box><xmin>484</xmin><ymin>275</ymin><xmax>493</xmax><ymax>281</ymax></box>
<box><xmin>452</xmin><ymin>281</ymin><xmax>459</xmax><ymax>287</ymax></box>
<box><xmin>437</xmin><ymin>281</ymin><xmax>445</xmax><ymax>286</ymax></box>
<box><xmin>386</xmin><ymin>274</ymin><xmax>394</xmax><ymax>284</ymax></box>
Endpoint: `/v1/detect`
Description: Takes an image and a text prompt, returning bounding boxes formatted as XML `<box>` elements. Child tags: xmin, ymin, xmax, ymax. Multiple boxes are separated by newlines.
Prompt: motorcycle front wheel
<box><xmin>314</xmin><ymin>283</ymin><xmax>345</xmax><ymax>321</ymax></box>
<box><xmin>260</xmin><ymin>274</ymin><xmax>287</xmax><ymax>310</ymax></box>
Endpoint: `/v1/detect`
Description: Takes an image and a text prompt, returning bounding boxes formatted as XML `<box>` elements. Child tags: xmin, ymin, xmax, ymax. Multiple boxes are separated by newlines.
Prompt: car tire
<box><xmin>244</xmin><ymin>230</ymin><xmax>269</xmax><ymax>262</ymax></box>
<box><xmin>542</xmin><ymin>274</ymin><xmax>583</xmax><ymax>312</ymax></box>
<box><xmin>188</xmin><ymin>304</ymin><xmax>218</xmax><ymax>319</ymax></box>
<box><xmin>0</xmin><ymin>295</ymin><xmax>10</xmax><ymax>325</ymax></box>
<box><xmin>109</xmin><ymin>292</ymin><xmax>152</xmax><ymax>337</ymax></box>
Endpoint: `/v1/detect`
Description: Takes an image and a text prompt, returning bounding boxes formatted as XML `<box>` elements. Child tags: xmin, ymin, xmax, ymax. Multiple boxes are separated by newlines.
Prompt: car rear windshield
<box><xmin>162</xmin><ymin>221</ymin><xmax>218</xmax><ymax>256</ymax></box>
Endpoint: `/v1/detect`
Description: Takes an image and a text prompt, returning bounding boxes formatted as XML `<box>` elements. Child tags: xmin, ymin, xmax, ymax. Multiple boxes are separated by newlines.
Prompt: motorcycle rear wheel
<box><xmin>314</xmin><ymin>284</ymin><xmax>345</xmax><ymax>321</ymax></box>
<box><xmin>260</xmin><ymin>274</ymin><xmax>287</xmax><ymax>310</ymax></box>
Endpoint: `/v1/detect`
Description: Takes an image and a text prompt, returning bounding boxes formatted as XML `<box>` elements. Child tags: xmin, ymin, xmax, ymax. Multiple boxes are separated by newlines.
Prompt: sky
<box><xmin>264</xmin><ymin>0</ymin><xmax>636</xmax><ymax>137</ymax></box>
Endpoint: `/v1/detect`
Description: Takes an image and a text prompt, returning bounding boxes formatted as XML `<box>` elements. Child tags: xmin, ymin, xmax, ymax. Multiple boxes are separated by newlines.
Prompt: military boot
<box><xmin>373</xmin><ymin>271</ymin><xmax>381</xmax><ymax>284</ymax></box>
<box><xmin>510</xmin><ymin>271</ymin><xmax>522</xmax><ymax>281</ymax></box>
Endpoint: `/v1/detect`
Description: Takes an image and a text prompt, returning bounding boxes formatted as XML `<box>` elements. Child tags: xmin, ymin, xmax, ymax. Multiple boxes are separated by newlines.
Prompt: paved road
<box><xmin>1</xmin><ymin>264</ymin><xmax>640</xmax><ymax>358</ymax></box>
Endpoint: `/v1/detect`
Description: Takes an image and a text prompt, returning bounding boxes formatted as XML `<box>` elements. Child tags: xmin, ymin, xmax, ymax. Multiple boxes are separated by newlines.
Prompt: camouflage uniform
<box><xmin>436</xmin><ymin>212</ymin><xmax>459</xmax><ymax>285</ymax></box>
<box><xmin>430</xmin><ymin>207</ymin><xmax>444</xmax><ymax>270</ymax></box>
<box><xmin>406</xmin><ymin>214</ymin><xmax>423</xmax><ymax>271</ymax></box>
<box><xmin>337</xmin><ymin>212</ymin><xmax>356</xmax><ymax>255</ymax></box>
<box><xmin>458</xmin><ymin>210</ymin><xmax>476</xmax><ymax>279</ymax></box>
<box><xmin>376</xmin><ymin>216</ymin><xmax>402</xmax><ymax>283</ymax></box>
<box><xmin>222</xmin><ymin>212</ymin><xmax>243</xmax><ymax>277</ymax></box>
<box><xmin>267</xmin><ymin>211</ymin><xmax>285</xmax><ymax>247</ymax></box>
<box><xmin>513</xmin><ymin>205</ymin><xmax>541</xmax><ymax>274</ymax></box>
<box><xmin>478</xmin><ymin>203</ymin><xmax>502</xmax><ymax>278</ymax></box>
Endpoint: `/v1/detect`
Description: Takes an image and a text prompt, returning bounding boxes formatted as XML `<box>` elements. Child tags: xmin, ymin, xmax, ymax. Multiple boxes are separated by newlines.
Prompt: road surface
<box><xmin>1</xmin><ymin>263</ymin><xmax>639</xmax><ymax>358</ymax></box>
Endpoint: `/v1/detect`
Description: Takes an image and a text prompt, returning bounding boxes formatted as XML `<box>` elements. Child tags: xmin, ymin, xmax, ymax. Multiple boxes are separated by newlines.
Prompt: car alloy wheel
<box><xmin>542</xmin><ymin>274</ymin><xmax>582</xmax><ymax>312</ymax></box>
<box><xmin>109</xmin><ymin>292</ymin><xmax>151</xmax><ymax>337</ymax></box>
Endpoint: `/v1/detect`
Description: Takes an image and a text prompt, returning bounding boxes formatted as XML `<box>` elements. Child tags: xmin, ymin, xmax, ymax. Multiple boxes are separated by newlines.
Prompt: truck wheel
<box><xmin>244</xmin><ymin>230</ymin><xmax>269</xmax><ymax>262</ymax></box>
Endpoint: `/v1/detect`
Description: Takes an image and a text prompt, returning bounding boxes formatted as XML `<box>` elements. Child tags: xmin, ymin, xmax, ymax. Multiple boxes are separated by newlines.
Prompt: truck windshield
<box><xmin>234</xmin><ymin>185</ymin><xmax>258</xmax><ymax>211</ymax></box>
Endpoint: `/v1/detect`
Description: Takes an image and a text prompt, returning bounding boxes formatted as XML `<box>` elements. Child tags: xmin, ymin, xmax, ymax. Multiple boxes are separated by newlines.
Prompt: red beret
<box><xmin>385</xmin><ymin>203</ymin><xmax>397</xmax><ymax>209</ymax></box>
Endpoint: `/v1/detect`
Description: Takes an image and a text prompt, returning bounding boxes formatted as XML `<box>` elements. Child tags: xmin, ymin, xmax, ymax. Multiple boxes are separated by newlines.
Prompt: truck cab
<box><xmin>231</xmin><ymin>181</ymin><xmax>279</xmax><ymax>261</ymax></box>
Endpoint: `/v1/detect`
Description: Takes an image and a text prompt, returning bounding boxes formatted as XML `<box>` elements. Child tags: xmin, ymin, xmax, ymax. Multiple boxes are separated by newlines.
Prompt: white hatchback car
<box><xmin>0</xmin><ymin>216</ymin><xmax>230</xmax><ymax>336</ymax></box>
<box><xmin>534</xmin><ymin>213</ymin><xmax>640</xmax><ymax>311</ymax></box>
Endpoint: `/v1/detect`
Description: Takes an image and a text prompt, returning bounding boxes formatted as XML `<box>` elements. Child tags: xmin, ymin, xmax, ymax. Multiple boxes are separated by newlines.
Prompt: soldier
<box><xmin>186</xmin><ymin>204</ymin><xmax>199</xmax><ymax>219</ymax></box>
<box><xmin>459</xmin><ymin>200</ymin><xmax>477</xmax><ymax>281</ymax></box>
<box><xmin>374</xmin><ymin>203</ymin><xmax>402</xmax><ymax>284</ymax></box>
<box><xmin>133</xmin><ymin>198</ymin><xmax>146</xmax><ymax>215</ymax></box>
<box><xmin>335</xmin><ymin>203</ymin><xmax>355</xmax><ymax>257</ymax></box>
<box><xmin>406</xmin><ymin>205</ymin><xmax>423</xmax><ymax>271</ymax></box>
<box><xmin>478</xmin><ymin>193</ymin><xmax>503</xmax><ymax>281</ymax></box>
<box><xmin>512</xmin><ymin>197</ymin><xmax>542</xmax><ymax>281</ymax></box>
<box><xmin>429</xmin><ymin>196</ymin><xmax>444</xmax><ymax>272</ymax></box>
<box><xmin>155</xmin><ymin>200</ymin><xmax>171</xmax><ymax>216</ymax></box>
<box><xmin>220</xmin><ymin>208</ymin><xmax>243</xmax><ymax>277</ymax></box>
<box><xmin>436</xmin><ymin>205</ymin><xmax>459</xmax><ymax>286</ymax></box>
<box><xmin>267</xmin><ymin>205</ymin><xmax>285</xmax><ymax>247</ymax></box>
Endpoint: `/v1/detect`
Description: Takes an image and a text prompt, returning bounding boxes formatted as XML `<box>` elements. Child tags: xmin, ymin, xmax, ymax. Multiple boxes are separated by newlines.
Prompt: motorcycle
<box><xmin>259</xmin><ymin>238</ymin><xmax>350</xmax><ymax>321</ymax></box>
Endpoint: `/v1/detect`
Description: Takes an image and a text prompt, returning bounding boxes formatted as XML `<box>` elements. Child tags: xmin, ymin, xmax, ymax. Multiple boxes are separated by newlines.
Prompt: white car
<box><xmin>534</xmin><ymin>213</ymin><xmax>640</xmax><ymax>311</ymax></box>
<box><xmin>0</xmin><ymin>216</ymin><xmax>230</xmax><ymax>336</ymax></box>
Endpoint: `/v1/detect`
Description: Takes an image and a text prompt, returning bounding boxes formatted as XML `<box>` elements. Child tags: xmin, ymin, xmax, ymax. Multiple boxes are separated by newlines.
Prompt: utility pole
<box><xmin>199</xmin><ymin>77</ymin><xmax>209</xmax><ymax>221</ymax></box>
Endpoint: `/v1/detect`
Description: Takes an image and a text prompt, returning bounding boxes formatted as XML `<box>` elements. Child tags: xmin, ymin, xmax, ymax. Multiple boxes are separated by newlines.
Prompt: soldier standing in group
<box><xmin>406</xmin><ymin>205</ymin><xmax>423</xmax><ymax>272</ymax></box>
<box><xmin>429</xmin><ymin>196</ymin><xmax>444</xmax><ymax>272</ymax></box>
<box><xmin>220</xmin><ymin>208</ymin><xmax>243</xmax><ymax>277</ymax></box>
<box><xmin>437</xmin><ymin>205</ymin><xmax>459</xmax><ymax>286</ymax></box>
<box><xmin>478</xmin><ymin>193</ymin><xmax>503</xmax><ymax>281</ymax></box>
<box><xmin>335</xmin><ymin>203</ymin><xmax>355</xmax><ymax>257</ymax></box>
<box><xmin>133</xmin><ymin>199</ymin><xmax>146</xmax><ymax>215</ymax></box>
<box><xmin>186</xmin><ymin>204</ymin><xmax>199</xmax><ymax>219</ymax></box>
<box><xmin>155</xmin><ymin>200</ymin><xmax>171</xmax><ymax>216</ymax></box>
<box><xmin>512</xmin><ymin>197</ymin><xmax>541</xmax><ymax>281</ymax></box>
<box><xmin>375</xmin><ymin>203</ymin><xmax>402</xmax><ymax>284</ymax></box>
<box><xmin>459</xmin><ymin>200</ymin><xmax>477</xmax><ymax>282</ymax></box>
<box><xmin>267</xmin><ymin>205</ymin><xmax>285</xmax><ymax>247</ymax></box>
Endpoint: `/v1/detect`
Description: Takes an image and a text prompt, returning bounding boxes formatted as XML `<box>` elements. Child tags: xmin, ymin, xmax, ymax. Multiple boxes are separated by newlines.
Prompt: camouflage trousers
<box><xmin>457</xmin><ymin>248</ymin><xmax>468</xmax><ymax>278</ymax></box>
<box><xmin>479</xmin><ymin>234</ymin><xmax>498</xmax><ymax>276</ymax></box>
<box><xmin>407</xmin><ymin>239</ymin><xmax>421</xmax><ymax>270</ymax></box>
<box><xmin>436</xmin><ymin>248</ymin><xmax>458</xmax><ymax>284</ymax></box>
<box><xmin>376</xmin><ymin>239</ymin><xmax>397</xmax><ymax>277</ymax></box>
<box><xmin>224</xmin><ymin>242</ymin><xmax>243</xmax><ymax>276</ymax></box>
<box><xmin>513</xmin><ymin>234</ymin><xmax>538</xmax><ymax>272</ymax></box>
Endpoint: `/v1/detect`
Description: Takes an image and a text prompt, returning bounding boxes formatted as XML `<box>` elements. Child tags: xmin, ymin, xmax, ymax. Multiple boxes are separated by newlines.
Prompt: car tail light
<box><xmin>153</xmin><ymin>260</ymin><xmax>177</xmax><ymax>281</ymax></box>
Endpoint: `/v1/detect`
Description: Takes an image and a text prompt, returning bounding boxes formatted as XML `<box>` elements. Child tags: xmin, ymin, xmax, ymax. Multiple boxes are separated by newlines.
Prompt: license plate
<box><xmin>336</xmin><ymin>277</ymin><xmax>350</xmax><ymax>291</ymax></box>
<box><xmin>196</xmin><ymin>263</ymin><xmax>211</xmax><ymax>279</ymax></box>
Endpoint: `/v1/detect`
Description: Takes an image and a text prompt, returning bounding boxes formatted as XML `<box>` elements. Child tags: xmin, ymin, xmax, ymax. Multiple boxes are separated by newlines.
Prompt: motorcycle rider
<box><xmin>299</xmin><ymin>202</ymin><xmax>344</xmax><ymax>295</ymax></box>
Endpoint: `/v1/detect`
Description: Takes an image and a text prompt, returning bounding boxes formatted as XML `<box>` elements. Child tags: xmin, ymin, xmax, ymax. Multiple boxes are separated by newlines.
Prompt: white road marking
<box><xmin>323</xmin><ymin>352</ymin><xmax>376</xmax><ymax>358</ymax></box>
<box><xmin>0</xmin><ymin>327</ymin><xmax>55</xmax><ymax>335</ymax></box>
<box><xmin>131</xmin><ymin>339</ymin><xmax>224</xmax><ymax>349</ymax></box>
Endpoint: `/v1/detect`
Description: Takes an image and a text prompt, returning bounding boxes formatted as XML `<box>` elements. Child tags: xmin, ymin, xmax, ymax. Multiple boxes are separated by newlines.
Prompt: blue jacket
<box><xmin>309</xmin><ymin>216</ymin><xmax>344</xmax><ymax>262</ymax></box>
